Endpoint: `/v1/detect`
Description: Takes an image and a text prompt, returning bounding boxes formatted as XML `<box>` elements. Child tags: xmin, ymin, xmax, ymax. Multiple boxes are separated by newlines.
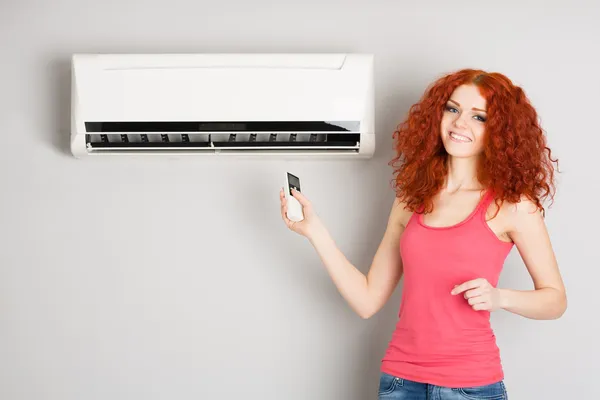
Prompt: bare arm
<box><xmin>308</xmin><ymin>199</ymin><xmax>406</xmax><ymax>318</ymax></box>
<box><xmin>280</xmin><ymin>189</ymin><xmax>406</xmax><ymax>319</ymax></box>
<box><xmin>499</xmin><ymin>198</ymin><xmax>567</xmax><ymax>319</ymax></box>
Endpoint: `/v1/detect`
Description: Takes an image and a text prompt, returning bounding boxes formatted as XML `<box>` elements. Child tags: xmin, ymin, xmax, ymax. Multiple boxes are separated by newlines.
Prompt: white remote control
<box><xmin>285</xmin><ymin>172</ymin><xmax>304</xmax><ymax>222</ymax></box>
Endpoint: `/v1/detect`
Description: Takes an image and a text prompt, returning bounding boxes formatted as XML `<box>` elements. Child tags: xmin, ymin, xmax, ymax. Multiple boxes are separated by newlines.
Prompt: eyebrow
<box><xmin>448</xmin><ymin>99</ymin><xmax>487</xmax><ymax>113</ymax></box>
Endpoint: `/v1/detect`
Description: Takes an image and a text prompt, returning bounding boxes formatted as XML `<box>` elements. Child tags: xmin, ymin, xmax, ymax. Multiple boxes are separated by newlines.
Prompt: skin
<box><xmin>279</xmin><ymin>84</ymin><xmax>566</xmax><ymax>321</ymax></box>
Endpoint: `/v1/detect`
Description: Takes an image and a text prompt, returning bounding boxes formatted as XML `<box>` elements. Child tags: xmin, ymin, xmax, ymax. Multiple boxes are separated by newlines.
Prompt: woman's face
<box><xmin>440</xmin><ymin>84</ymin><xmax>488</xmax><ymax>158</ymax></box>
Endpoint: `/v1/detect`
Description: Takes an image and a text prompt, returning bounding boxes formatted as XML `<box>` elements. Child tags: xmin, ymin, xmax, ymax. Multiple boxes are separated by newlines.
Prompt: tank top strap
<box><xmin>475</xmin><ymin>189</ymin><xmax>495</xmax><ymax>220</ymax></box>
<box><xmin>406</xmin><ymin>205</ymin><xmax>422</xmax><ymax>227</ymax></box>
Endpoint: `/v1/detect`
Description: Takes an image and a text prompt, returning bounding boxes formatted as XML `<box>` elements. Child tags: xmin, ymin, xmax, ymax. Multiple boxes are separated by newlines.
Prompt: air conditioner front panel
<box><xmin>76</xmin><ymin>59</ymin><xmax>369</xmax><ymax>122</ymax></box>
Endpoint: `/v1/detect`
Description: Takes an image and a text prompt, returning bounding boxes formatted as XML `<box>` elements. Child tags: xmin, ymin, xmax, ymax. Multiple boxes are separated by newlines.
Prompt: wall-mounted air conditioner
<box><xmin>70</xmin><ymin>53</ymin><xmax>375</xmax><ymax>158</ymax></box>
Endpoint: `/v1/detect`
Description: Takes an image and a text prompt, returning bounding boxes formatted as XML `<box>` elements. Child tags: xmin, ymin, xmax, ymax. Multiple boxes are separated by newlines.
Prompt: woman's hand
<box><xmin>279</xmin><ymin>188</ymin><xmax>325</xmax><ymax>240</ymax></box>
<box><xmin>451</xmin><ymin>278</ymin><xmax>504</xmax><ymax>312</ymax></box>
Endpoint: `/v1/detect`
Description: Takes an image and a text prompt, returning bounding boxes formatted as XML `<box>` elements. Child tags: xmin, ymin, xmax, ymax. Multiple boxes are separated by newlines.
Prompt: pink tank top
<box><xmin>381</xmin><ymin>190</ymin><xmax>514</xmax><ymax>387</ymax></box>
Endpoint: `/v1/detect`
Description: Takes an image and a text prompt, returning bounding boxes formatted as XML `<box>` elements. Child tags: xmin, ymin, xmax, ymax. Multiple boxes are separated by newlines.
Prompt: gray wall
<box><xmin>1</xmin><ymin>1</ymin><xmax>597</xmax><ymax>399</ymax></box>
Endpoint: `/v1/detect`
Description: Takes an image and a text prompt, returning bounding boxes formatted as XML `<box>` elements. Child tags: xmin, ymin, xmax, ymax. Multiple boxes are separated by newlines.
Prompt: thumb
<box><xmin>291</xmin><ymin>189</ymin><xmax>311</xmax><ymax>207</ymax></box>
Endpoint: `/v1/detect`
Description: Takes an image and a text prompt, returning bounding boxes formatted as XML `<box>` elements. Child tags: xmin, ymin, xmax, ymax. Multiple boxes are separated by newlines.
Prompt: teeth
<box><xmin>450</xmin><ymin>132</ymin><xmax>471</xmax><ymax>142</ymax></box>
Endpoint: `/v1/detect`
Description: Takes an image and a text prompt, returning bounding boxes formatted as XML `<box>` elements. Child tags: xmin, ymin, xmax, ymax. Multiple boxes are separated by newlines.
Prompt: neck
<box><xmin>444</xmin><ymin>155</ymin><xmax>483</xmax><ymax>193</ymax></box>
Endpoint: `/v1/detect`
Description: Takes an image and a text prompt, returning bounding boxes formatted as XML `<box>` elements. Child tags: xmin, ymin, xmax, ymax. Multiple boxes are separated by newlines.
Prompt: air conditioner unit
<box><xmin>70</xmin><ymin>53</ymin><xmax>375</xmax><ymax>158</ymax></box>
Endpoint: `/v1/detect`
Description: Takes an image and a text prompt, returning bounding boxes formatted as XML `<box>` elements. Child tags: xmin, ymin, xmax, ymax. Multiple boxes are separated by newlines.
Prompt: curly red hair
<box><xmin>389</xmin><ymin>68</ymin><xmax>559</xmax><ymax>217</ymax></box>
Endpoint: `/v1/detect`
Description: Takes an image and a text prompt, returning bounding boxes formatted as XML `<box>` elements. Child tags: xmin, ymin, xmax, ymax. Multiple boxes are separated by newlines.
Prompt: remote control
<box><xmin>284</xmin><ymin>172</ymin><xmax>304</xmax><ymax>222</ymax></box>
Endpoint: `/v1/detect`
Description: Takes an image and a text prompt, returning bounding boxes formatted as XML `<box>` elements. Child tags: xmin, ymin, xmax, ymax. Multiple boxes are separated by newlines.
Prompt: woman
<box><xmin>279</xmin><ymin>68</ymin><xmax>566</xmax><ymax>400</ymax></box>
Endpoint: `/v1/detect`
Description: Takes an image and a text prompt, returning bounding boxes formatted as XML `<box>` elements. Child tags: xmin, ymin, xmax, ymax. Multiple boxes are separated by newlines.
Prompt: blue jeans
<box><xmin>378</xmin><ymin>372</ymin><xmax>508</xmax><ymax>400</ymax></box>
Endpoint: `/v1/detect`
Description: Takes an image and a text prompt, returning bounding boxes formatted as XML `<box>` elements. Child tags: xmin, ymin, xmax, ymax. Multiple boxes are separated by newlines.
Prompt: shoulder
<box><xmin>495</xmin><ymin>195</ymin><xmax>545</xmax><ymax>235</ymax></box>
<box><xmin>390</xmin><ymin>197</ymin><xmax>414</xmax><ymax>228</ymax></box>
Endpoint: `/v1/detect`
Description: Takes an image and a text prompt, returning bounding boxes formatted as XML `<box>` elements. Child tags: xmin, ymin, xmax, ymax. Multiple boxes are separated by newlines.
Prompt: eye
<box><xmin>445</xmin><ymin>105</ymin><xmax>458</xmax><ymax>113</ymax></box>
<box><xmin>474</xmin><ymin>115</ymin><xmax>486</xmax><ymax>122</ymax></box>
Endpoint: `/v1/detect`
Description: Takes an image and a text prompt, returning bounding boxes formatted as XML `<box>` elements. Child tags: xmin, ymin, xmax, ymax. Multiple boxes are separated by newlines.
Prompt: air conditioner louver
<box><xmin>83</xmin><ymin>120</ymin><xmax>361</xmax><ymax>154</ymax></box>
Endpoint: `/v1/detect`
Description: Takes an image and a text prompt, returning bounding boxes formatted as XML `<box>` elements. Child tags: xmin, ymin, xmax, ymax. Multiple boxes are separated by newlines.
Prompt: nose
<box><xmin>453</xmin><ymin>113</ymin><xmax>468</xmax><ymax>129</ymax></box>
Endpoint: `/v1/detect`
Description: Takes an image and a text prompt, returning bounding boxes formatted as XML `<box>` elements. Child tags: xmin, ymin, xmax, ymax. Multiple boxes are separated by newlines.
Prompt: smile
<box><xmin>449</xmin><ymin>131</ymin><xmax>472</xmax><ymax>143</ymax></box>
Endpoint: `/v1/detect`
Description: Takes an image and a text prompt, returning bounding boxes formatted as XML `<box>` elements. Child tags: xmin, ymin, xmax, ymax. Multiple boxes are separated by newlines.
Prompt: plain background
<box><xmin>1</xmin><ymin>0</ymin><xmax>598</xmax><ymax>399</ymax></box>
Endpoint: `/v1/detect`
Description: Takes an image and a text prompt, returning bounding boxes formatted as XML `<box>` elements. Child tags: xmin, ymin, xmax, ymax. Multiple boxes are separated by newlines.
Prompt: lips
<box><xmin>449</xmin><ymin>131</ymin><xmax>472</xmax><ymax>143</ymax></box>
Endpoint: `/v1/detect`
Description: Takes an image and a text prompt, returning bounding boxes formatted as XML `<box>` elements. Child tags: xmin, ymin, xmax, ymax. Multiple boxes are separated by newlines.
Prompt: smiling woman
<box><xmin>280</xmin><ymin>68</ymin><xmax>565</xmax><ymax>400</ymax></box>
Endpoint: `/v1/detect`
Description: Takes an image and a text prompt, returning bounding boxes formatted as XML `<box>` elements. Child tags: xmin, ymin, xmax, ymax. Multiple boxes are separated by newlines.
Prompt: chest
<box><xmin>421</xmin><ymin>191</ymin><xmax>483</xmax><ymax>227</ymax></box>
<box><xmin>421</xmin><ymin>192</ymin><xmax>511</xmax><ymax>242</ymax></box>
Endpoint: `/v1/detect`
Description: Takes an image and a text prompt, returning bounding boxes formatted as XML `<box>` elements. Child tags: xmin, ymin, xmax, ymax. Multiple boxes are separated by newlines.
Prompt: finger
<box><xmin>280</xmin><ymin>203</ymin><xmax>297</xmax><ymax>230</ymax></box>
<box><xmin>281</xmin><ymin>189</ymin><xmax>289</xmax><ymax>210</ymax></box>
<box><xmin>291</xmin><ymin>189</ymin><xmax>311</xmax><ymax>207</ymax></box>
<box><xmin>467</xmin><ymin>295</ymin><xmax>486</xmax><ymax>306</ymax></box>
<box><xmin>280</xmin><ymin>200</ymin><xmax>290</xmax><ymax>223</ymax></box>
<box><xmin>451</xmin><ymin>279</ymin><xmax>483</xmax><ymax>295</ymax></box>
<box><xmin>280</xmin><ymin>203</ymin><xmax>287</xmax><ymax>221</ymax></box>
<box><xmin>464</xmin><ymin>287</ymin><xmax>485</xmax><ymax>299</ymax></box>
